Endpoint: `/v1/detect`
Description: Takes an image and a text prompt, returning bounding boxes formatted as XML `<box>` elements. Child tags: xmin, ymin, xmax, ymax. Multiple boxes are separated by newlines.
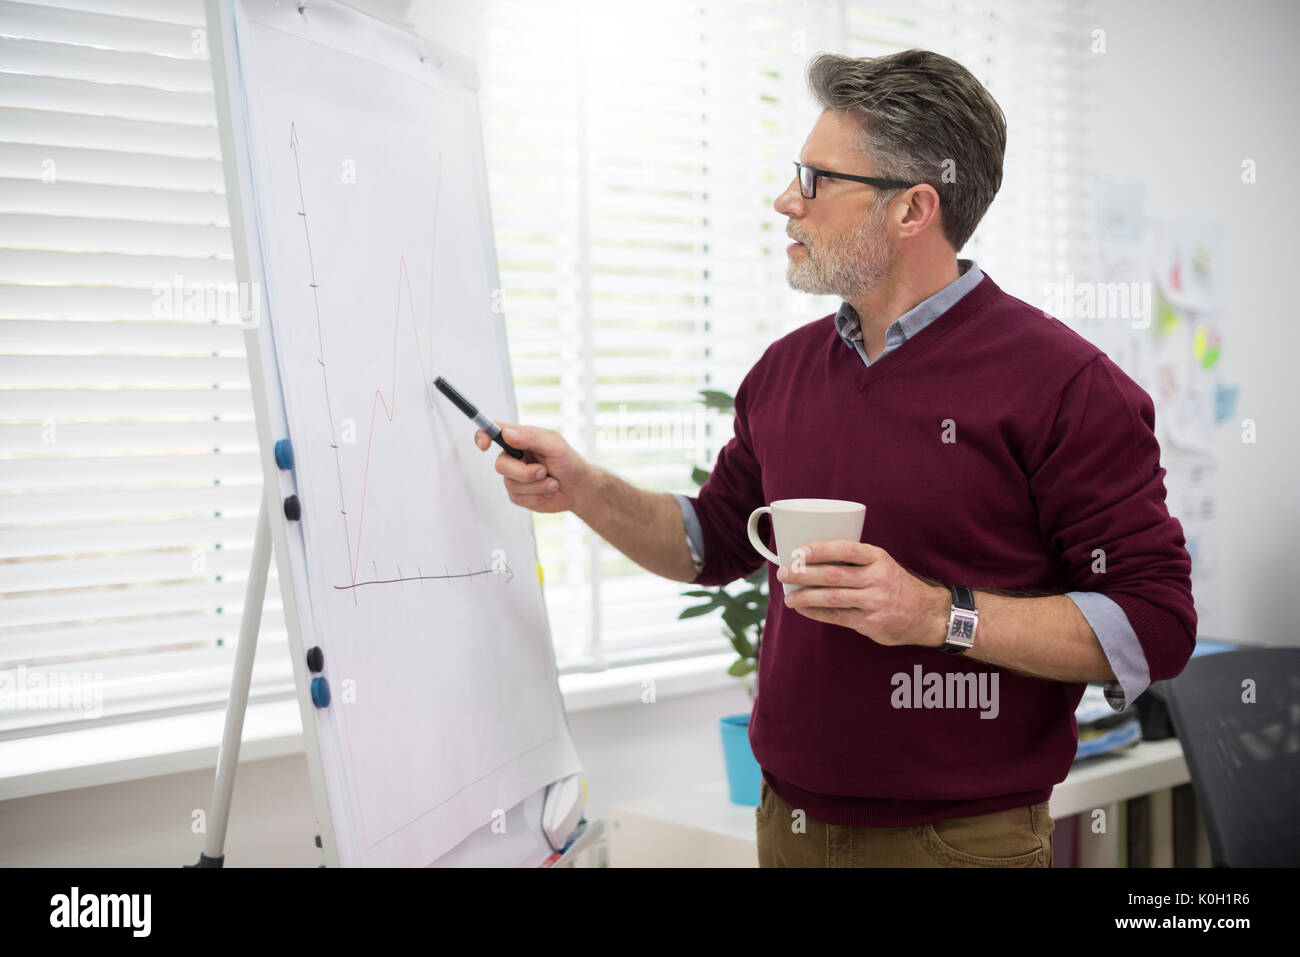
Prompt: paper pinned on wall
<box><xmin>1090</xmin><ymin>177</ymin><xmax>1235</xmax><ymax>641</ymax></box>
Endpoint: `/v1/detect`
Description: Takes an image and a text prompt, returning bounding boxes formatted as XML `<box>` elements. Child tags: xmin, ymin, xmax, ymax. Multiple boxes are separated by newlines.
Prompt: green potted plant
<box><xmin>677</xmin><ymin>389</ymin><xmax>767</xmax><ymax>805</ymax></box>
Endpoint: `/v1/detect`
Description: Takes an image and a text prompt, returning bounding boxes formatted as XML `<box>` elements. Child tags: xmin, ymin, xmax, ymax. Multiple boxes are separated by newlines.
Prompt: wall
<box><xmin>1089</xmin><ymin>0</ymin><xmax>1300</xmax><ymax>648</ymax></box>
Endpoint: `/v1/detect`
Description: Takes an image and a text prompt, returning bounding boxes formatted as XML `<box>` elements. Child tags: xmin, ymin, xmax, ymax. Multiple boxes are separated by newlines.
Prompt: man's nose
<box><xmin>773</xmin><ymin>175</ymin><xmax>804</xmax><ymax>217</ymax></box>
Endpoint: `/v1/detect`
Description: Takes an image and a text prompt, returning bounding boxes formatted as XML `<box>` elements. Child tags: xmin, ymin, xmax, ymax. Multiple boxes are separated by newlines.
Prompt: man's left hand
<box><xmin>777</xmin><ymin>540</ymin><xmax>950</xmax><ymax>648</ymax></box>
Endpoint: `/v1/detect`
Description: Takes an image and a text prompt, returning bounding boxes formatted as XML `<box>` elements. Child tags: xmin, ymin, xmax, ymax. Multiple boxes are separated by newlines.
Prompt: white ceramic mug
<box><xmin>746</xmin><ymin>498</ymin><xmax>867</xmax><ymax>595</ymax></box>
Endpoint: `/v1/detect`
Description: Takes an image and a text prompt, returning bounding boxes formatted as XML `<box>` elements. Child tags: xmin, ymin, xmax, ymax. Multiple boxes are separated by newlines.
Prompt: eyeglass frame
<box><xmin>792</xmin><ymin>161</ymin><xmax>916</xmax><ymax>200</ymax></box>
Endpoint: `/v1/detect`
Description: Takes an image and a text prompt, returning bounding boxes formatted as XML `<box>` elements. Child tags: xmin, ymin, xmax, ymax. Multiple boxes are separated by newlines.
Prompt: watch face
<box><xmin>952</xmin><ymin>615</ymin><xmax>975</xmax><ymax>641</ymax></box>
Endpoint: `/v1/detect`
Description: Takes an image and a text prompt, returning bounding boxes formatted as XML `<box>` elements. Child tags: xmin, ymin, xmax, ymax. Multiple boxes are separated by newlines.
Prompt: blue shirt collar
<box><xmin>834</xmin><ymin>259</ymin><xmax>984</xmax><ymax>347</ymax></box>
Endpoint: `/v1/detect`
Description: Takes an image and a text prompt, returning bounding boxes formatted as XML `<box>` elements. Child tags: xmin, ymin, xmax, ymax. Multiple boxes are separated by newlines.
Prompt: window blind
<box><xmin>418</xmin><ymin>0</ymin><xmax>1099</xmax><ymax>668</ymax></box>
<box><xmin>0</xmin><ymin>0</ymin><xmax>294</xmax><ymax>735</ymax></box>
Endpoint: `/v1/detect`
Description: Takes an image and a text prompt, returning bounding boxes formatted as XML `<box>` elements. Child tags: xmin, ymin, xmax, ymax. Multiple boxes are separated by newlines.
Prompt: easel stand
<box><xmin>186</xmin><ymin>490</ymin><xmax>599</xmax><ymax>868</ymax></box>
<box><xmin>188</xmin><ymin>493</ymin><xmax>274</xmax><ymax>868</ymax></box>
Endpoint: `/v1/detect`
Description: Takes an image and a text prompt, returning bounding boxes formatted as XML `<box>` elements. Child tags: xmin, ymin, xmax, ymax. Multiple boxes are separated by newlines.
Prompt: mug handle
<box><xmin>747</xmin><ymin>507</ymin><xmax>782</xmax><ymax>565</ymax></box>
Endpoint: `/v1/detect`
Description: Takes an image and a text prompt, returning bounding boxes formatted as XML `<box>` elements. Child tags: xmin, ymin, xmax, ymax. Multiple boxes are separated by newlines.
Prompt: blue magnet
<box><xmin>310</xmin><ymin>675</ymin><xmax>331</xmax><ymax>708</ymax></box>
<box><xmin>274</xmin><ymin>438</ymin><xmax>294</xmax><ymax>470</ymax></box>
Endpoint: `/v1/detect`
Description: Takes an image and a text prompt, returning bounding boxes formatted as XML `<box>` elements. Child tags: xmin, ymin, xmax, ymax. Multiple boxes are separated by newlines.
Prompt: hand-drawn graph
<box><xmin>286</xmin><ymin>123</ymin><xmax>510</xmax><ymax>596</ymax></box>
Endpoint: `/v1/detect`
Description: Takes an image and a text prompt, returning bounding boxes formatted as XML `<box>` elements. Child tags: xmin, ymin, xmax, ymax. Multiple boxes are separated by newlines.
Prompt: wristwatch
<box><xmin>939</xmin><ymin>586</ymin><xmax>978</xmax><ymax>654</ymax></box>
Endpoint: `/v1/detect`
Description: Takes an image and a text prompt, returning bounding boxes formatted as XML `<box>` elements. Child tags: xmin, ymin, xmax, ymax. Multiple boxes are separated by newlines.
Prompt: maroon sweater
<box><xmin>686</xmin><ymin>271</ymin><xmax>1196</xmax><ymax>827</ymax></box>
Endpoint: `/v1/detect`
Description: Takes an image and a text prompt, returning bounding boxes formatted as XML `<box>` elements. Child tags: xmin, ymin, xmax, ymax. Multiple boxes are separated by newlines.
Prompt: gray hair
<box><xmin>806</xmin><ymin>49</ymin><xmax>1007</xmax><ymax>253</ymax></box>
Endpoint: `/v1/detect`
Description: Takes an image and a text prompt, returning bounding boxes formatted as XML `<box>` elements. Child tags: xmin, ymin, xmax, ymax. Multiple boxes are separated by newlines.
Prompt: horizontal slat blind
<box><xmin>421</xmin><ymin>0</ymin><xmax>1095</xmax><ymax>667</ymax></box>
<box><xmin>423</xmin><ymin>0</ymin><xmax>767</xmax><ymax>666</ymax></box>
<box><xmin>837</xmin><ymin>0</ymin><xmax>1099</xmax><ymax>303</ymax></box>
<box><xmin>0</xmin><ymin>0</ymin><xmax>292</xmax><ymax>735</ymax></box>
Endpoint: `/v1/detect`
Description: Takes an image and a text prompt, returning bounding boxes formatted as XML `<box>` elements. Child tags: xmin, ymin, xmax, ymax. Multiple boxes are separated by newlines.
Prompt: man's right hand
<box><xmin>473</xmin><ymin>422</ymin><xmax>595</xmax><ymax>514</ymax></box>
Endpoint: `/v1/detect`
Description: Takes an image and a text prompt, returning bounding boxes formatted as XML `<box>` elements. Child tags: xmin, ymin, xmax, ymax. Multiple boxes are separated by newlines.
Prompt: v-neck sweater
<box><xmin>683</xmin><ymin>270</ymin><xmax>1196</xmax><ymax>827</ymax></box>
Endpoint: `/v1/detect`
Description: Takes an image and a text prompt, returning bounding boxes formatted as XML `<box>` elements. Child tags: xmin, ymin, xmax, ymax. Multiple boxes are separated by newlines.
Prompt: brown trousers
<box><xmin>756</xmin><ymin>778</ymin><xmax>1054</xmax><ymax>867</ymax></box>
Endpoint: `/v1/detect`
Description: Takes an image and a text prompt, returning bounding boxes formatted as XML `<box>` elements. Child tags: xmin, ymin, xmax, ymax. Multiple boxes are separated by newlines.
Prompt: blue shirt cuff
<box><xmin>673</xmin><ymin>493</ymin><xmax>706</xmax><ymax>574</ymax></box>
<box><xmin>1066</xmin><ymin>591</ymin><xmax>1151</xmax><ymax>712</ymax></box>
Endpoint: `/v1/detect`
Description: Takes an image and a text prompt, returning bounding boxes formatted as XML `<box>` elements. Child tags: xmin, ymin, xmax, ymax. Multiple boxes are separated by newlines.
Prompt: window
<box><xmin>0</xmin><ymin>0</ymin><xmax>291</xmax><ymax>734</ymax></box>
<box><xmin>417</xmin><ymin>0</ymin><xmax>1098</xmax><ymax>668</ymax></box>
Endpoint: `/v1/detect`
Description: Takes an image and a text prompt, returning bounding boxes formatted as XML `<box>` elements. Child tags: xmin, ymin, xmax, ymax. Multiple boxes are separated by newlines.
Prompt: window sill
<box><xmin>0</xmin><ymin>652</ymin><xmax>745</xmax><ymax>801</ymax></box>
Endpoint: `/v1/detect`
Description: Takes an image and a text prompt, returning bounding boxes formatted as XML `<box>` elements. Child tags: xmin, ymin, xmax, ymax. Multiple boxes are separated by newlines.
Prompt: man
<box><xmin>473</xmin><ymin>49</ymin><xmax>1196</xmax><ymax>867</ymax></box>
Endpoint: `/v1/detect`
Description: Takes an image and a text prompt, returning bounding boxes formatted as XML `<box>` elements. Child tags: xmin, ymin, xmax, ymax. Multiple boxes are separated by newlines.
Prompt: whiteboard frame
<box><xmin>203</xmin><ymin>0</ymin><xmax>567</xmax><ymax>867</ymax></box>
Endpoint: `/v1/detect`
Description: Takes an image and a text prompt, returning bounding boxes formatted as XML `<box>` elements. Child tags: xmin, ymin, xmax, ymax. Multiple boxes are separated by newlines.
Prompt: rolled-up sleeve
<box><xmin>1027</xmin><ymin>354</ymin><xmax>1197</xmax><ymax>683</ymax></box>
<box><xmin>1067</xmin><ymin>591</ymin><xmax>1150</xmax><ymax>711</ymax></box>
<box><xmin>673</xmin><ymin>493</ymin><xmax>706</xmax><ymax>574</ymax></box>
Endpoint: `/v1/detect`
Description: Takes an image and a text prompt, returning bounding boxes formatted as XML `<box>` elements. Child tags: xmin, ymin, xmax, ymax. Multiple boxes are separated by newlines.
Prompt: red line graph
<box><xmin>291</xmin><ymin>120</ymin><xmax>452</xmax><ymax>590</ymax></box>
<box><xmin>346</xmin><ymin>160</ymin><xmax>443</xmax><ymax>587</ymax></box>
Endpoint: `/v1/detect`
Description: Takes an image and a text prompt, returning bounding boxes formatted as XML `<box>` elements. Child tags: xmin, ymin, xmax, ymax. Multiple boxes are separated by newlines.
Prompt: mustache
<box><xmin>786</xmin><ymin>226</ymin><xmax>811</xmax><ymax>245</ymax></box>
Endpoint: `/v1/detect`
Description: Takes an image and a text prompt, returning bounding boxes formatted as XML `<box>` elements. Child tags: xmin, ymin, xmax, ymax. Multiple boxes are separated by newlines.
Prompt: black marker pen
<box><xmin>434</xmin><ymin>376</ymin><xmax>525</xmax><ymax>459</ymax></box>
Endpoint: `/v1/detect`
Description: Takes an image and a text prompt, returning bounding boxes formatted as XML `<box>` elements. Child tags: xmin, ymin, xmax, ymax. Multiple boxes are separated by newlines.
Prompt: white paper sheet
<box><xmin>231</xmin><ymin>0</ymin><xmax>580</xmax><ymax>866</ymax></box>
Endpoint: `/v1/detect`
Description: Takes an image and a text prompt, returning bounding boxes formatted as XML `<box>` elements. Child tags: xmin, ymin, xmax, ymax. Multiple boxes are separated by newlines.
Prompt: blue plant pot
<box><xmin>719</xmin><ymin>713</ymin><xmax>761</xmax><ymax>806</ymax></box>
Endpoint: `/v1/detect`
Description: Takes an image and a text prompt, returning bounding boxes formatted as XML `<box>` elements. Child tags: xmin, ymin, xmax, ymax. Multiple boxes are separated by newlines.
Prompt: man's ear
<box><xmin>896</xmin><ymin>184</ymin><xmax>942</xmax><ymax>238</ymax></box>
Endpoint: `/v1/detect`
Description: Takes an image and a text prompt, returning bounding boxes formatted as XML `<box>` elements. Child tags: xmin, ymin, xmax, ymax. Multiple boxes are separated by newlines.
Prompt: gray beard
<box><xmin>786</xmin><ymin>203</ymin><xmax>896</xmax><ymax>301</ymax></box>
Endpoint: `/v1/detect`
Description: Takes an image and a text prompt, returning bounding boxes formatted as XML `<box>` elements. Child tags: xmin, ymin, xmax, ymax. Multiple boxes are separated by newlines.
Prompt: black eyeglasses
<box><xmin>793</xmin><ymin>161</ymin><xmax>915</xmax><ymax>199</ymax></box>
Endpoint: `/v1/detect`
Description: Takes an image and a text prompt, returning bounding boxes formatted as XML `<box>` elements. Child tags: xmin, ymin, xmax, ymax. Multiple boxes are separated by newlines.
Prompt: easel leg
<box><xmin>189</xmin><ymin>492</ymin><xmax>273</xmax><ymax>867</ymax></box>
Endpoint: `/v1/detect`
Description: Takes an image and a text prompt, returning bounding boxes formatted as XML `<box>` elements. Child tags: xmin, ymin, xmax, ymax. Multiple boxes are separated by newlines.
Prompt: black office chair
<box><xmin>1161</xmin><ymin>646</ymin><xmax>1300</xmax><ymax>866</ymax></box>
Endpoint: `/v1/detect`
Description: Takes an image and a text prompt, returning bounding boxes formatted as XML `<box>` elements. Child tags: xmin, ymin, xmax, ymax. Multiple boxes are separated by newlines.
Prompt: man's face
<box><xmin>774</xmin><ymin>110</ymin><xmax>899</xmax><ymax>301</ymax></box>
